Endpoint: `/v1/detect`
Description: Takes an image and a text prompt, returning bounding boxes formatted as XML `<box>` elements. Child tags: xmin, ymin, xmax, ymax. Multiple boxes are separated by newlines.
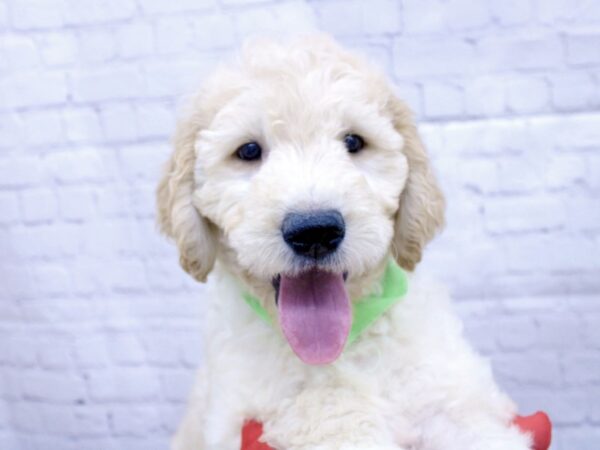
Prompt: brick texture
<box><xmin>1</xmin><ymin>0</ymin><xmax>598</xmax><ymax>448</ymax></box>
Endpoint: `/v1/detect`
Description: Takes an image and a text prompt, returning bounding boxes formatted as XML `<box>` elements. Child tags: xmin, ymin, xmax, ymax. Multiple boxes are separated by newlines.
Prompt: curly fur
<box><xmin>157</xmin><ymin>35</ymin><xmax>531</xmax><ymax>450</ymax></box>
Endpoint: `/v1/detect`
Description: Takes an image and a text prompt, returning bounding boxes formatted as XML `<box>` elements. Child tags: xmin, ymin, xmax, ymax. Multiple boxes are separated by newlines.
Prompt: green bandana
<box><xmin>242</xmin><ymin>259</ymin><xmax>408</xmax><ymax>346</ymax></box>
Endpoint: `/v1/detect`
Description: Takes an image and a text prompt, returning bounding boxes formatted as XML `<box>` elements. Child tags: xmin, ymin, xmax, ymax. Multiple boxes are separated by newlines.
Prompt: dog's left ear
<box><xmin>388</xmin><ymin>96</ymin><xmax>445</xmax><ymax>271</ymax></box>
<box><xmin>156</xmin><ymin>112</ymin><xmax>217</xmax><ymax>282</ymax></box>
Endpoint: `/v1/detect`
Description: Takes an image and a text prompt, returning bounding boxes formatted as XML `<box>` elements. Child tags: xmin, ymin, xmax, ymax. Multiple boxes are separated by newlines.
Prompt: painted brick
<box><xmin>135</xmin><ymin>103</ymin><xmax>175</xmax><ymax>139</ymax></box>
<box><xmin>232</xmin><ymin>2</ymin><xmax>317</xmax><ymax>38</ymax></box>
<box><xmin>111</xmin><ymin>405</ymin><xmax>163</xmax><ymax>436</ymax></box>
<box><xmin>99</xmin><ymin>103</ymin><xmax>138</xmax><ymax>142</ymax></box>
<box><xmin>96</xmin><ymin>186</ymin><xmax>130</xmax><ymax>218</ymax></box>
<box><xmin>1</xmin><ymin>336</ymin><xmax>36</xmax><ymax>368</ymax></box>
<box><xmin>11</xmin><ymin>402</ymin><xmax>45</xmax><ymax>432</ymax></box>
<box><xmin>582</xmin><ymin>314</ymin><xmax>600</xmax><ymax>349</ymax></box>
<box><xmin>0</xmin><ymin>264</ymin><xmax>36</xmax><ymax>301</ymax></box>
<box><xmin>401</xmin><ymin>0</ymin><xmax>445</xmax><ymax>35</ymax></box>
<box><xmin>57</xmin><ymin>186</ymin><xmax>96</xmax><ymax>221</ymax></box>
<box><xmin>138</xmin><ymin>0</ymin><xmax>215</xmax><ymax>14</ymax></box>
<box><xmin>393</xmin><ymin>37</ymin><xmax>476</xmax><ymax>77</ymax></box>
<box><xmin>423</xmin><ymin>82</ymin><xmax>464</xmax><ymax>118</ymax></box>
<box><xmin>119</xmin><ymin>143</ymin><xmax>168</xmax><ymax>180</ymax></box>
<box><xmin>477</xmin><ymin>35</ymin><xmax>562</xmax><ymax>71</ymax></box>
<box><xmin>442</xmin><ymin>0</ymin><xmax>492</xmax><ymax>30</ymax></box>
<box><xmin>0</xmin><ymin>193</ymin><xmax>20</xmax><ymax>224</ymax></box>
<box><xmin>78</xmin><ymin>29</ymin><xmax>117</xmax><ymax>64</ymax></box>
<box><xmin>538</xmin><ymin>0</ymin><xmax>600</xmax><ymax>23</ymax></box>
<box><xmin>192</xmin><ymin>13</ymin><xmax>236</xmax><ymax>49</ymax></box>
<box><xmin>489</xmin><ymin>0</ymin><xmax>533</xmax><ymax>25</ymax></box>
<box><xmin>496</xmin><ymin>157</ymin><xmax>544</xmax><ymax>193</ymax></box>
<box><xmin>87</xmin><ymin>369</ymin><xmax>162</xmax><ymax>401</ymax></box>
<box><xmin>10</xmin><ymin>224</ymin><xmax>83</xmax><ymax>259</ymax></box>
<box><xmin>563</xmin><ymin>354</ymin><xmax>600</xmax><ymax>385</ymax></box>
<box><xmin>566</xmin><ymin>197</ymin><xmax>600</xmax><ymax>231</ymax></box>
<box><xmin>558</xmin><ymin>428</ymin><xmax>600</xmax><ymax>450</ymax></box>
<box><xmin>484</xmin><ymin>196</ymin><xmax>566</xmax><ymax>233</ymax></box>
<box><xmin>403</xmin><ymin>0</ymin><xmax>490</xmax><ymax>33</ymax></box>
<box><xmin>494</xmin><ymin>317</ymin><xmax>536</xmax><ymax>351</ymax></box>
<box><xmin>107</xmin><ymin>333</ymin><xmax>146</xmax><ymax>366</ymax></box>
<box><xmin>37</xmin><ymin>31</ymin><xmax>78</xmax><ymax>66</ymax></box>
<box><xmin>464</xmin><ymin>76</ymin><xmax>506</xmax><ymax>117</ymax></box>
<box><xmin>72</xmin><ymin>405</ymin><xmax>111</xmax><ymax>437</ymax></box>
<box><xmin>0</xmin><ymin>72</ymin><xmax>68</xmax><ymax>108</ymax></box>
<box><xmin>22</xmin><ymin>109</ymin><xmax>65</xmax><ymax>147</ymax></box>
<box><xmin>0</xmin><ymin>36</ymin><xmax>40</xmax><ymax>70</ymax></box>
<box><xmin>0</xmin><ymin>1</ymin><xmax>7</xmax><ymax>29</ymax></box>
<box><xmin>161</xmin><ymin>370</ymin><xmax>196</xmax><ymax>402</ymax></box>
<box><xmin>154</xmin><ymin>17</ymin><xmax>195</xmax><ymax>54</ymax></box>
<box><xmin>544</xmin><ymin>154</ymin><xmax>586</xmax><ymax>189</ymax></box>
<box><xmin>21</xmin><ymin>372</ymin><xmax>87</xmax><ymax>403</ymax></box>
<box><xmin>142</xmin><ymin>332</ymin><xmax>183</xmax><ymax>367</ymax></box>
<box><xmin>222</xmin><ymin>0</ymin><xmax>277</xmax><ymax>4</ymax></box>
<box><xmin>62</xmin><ymin>0</ymin><xmax>136</xmax><ymax>25</ymax></box>
<box><xmin>107</xmin><ymin>260</ymin><xmax>148</xmax><ymax>292</ymax></box>
<box><xmin>506</xmin><ymin>76</ymin><xmax>549</xmax><ymax>113</ymax></box>
<box><xmin>317</xmin><ymin>0</ymin><xmax>400</xmax><ymax>36</ymax></box>
<box><xmin>37</xmin><ymin>335</ymin><xmax>73</xmax><ymax>370</ymax></box>
<box><xmin>130</xmin><ymin>185</ymin><xmax>155</xmax><ymax>219</ymax></box>
<box><xmin>493</xmin><ymin>354</ymin><xmax>562</xmax><ymax>388</ymax></box>
<box><xmin>0</xmin><ymin>113</ymin><xmax>24</xmax><ymax>149</ymax></box>
<box><xmin>549</xmin><ymin>72</ymin><xmax>598</xmax><ymax>111</ymax></box>
<box><xmin>586</xmin><ymin>157</ymin><xmax>600</xmax><ymax>191</ymax></box>
<box><xmin>32</xmin><ymin>263</ymin><xmax>71</xmax><ymax>297</ymax></box>
<box><xmin>70</xmin><ymin>67</ymin><xmax>145</xmax><ymax>102</ymax></box>
<box><xmin>566</xmin><ymin>33</ymin><xmax>600</xmax><ymax>66</ymax></box>
<box><xmin>73</xmin><ymin>336</ymin><xmax>110</xmax><ymax>369</ymax></box>
<box><xmin>116</xmin><ymin>23</ymin><xmax>154</xmax><ymax>59</ymax></box>
<box><xmin>10</xmin><ymin>0</ymin><xmax>65</xmax><ymax>29</ymax></box>
<box><xmin>63</xmin><ymin>108</ymin><xmax>103</xmax><ymax>143</ymax></box>
<box><xmin>46</xmin><ymin>148</ymin><xmax>117</xmax><ymax>184</ymax></box>
<box><xmin>535</xmin><ymin>316</ymin><xmax>583</xmax><ymax>351</ymax></box>
<box><xmin>20</xmin><ymin>188</ymin><xmax>58</xmax><ymax>224</ymax></box>
<box><xmin>1</xmin><ymin>0</ymin><xmax>600</xmax><ymax>446</ymax></box>
<box><xmin>514</xmin><ymin>391</ymin><xmax>589</xmax><ymax>426</ymax></box>
<box><xmin>143</xmin><ymin>60</ymin><xmax>216</xmax><ymax>98</ymax></box>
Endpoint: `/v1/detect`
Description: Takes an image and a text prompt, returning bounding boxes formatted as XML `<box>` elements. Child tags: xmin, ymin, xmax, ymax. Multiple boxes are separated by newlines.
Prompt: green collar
<box><xmin>242</xmin><ymin>259</ymin><xmax>408</xmax><ymax>346</ymax></box>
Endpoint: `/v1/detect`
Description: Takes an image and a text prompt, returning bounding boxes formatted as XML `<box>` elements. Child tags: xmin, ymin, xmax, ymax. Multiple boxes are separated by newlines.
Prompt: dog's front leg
<box><xmin>260</xmin><ymin>385</ymin><xmax>408</xmax><ymax>450</ymax></box>
<box><xmin>171</xmin><ymin>366</ymin><xmax>246</xmax><ymax>450</ymax></box>
<box><xmin>171</xmin><ymin>367</ymin><xmax>208</xmax><ymax>450</ymax></box>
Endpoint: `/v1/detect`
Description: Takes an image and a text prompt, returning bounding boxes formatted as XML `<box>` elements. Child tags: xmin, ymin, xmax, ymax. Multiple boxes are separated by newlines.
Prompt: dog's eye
<box><xmin>344</xmin><ymin>134</ymin><xmax>365</xmax><ymax>153</ymax></box>
<box><xmin>236</xmin><ymin>142</ymin><xmax>262</xmax><ymax>161</ymax></box>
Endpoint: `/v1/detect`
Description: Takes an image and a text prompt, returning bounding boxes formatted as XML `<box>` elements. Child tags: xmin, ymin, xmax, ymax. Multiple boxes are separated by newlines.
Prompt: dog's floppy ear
<box><xmin>389</xmin><ymin>96</ymin><xmax>445</xmax><ymax>271</ymax></box>
<box><xmin>156</xmin><ymin>112</ymin><xmax>217</xmax><ymax>282</ymax></box>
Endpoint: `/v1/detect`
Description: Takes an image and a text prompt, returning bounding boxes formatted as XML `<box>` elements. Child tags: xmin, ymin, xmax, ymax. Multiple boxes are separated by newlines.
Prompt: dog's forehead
<box><xmin>221</xmin><ymin>71</ymin><xmax>384</xmax><ymax>140</ymax></box>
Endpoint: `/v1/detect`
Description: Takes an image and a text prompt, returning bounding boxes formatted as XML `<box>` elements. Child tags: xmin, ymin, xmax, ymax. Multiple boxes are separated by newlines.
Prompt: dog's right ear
<box><xmin>388</xmin><ymin>96</ymin><xmax>445</xmax><ymax>272</ymax></box>
<box><xmin>156</xmin><ymin>115</ymin><xmax>217</xmax><ymax>282</ymax></box>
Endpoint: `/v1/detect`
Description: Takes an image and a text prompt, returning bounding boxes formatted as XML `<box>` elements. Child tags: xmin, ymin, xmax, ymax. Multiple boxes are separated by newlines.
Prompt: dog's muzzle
<box><xmin>281</xmin><ymin>210</ymin><xmax>345</xmax><ymax>259</ymax></box>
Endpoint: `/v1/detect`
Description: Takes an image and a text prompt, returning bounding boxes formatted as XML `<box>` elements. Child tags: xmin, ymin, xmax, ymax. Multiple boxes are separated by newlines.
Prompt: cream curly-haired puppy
<box><xmin>157</xmin><ymin>36</ymin><xmax>532</xmax><ymax>450</ymax></box>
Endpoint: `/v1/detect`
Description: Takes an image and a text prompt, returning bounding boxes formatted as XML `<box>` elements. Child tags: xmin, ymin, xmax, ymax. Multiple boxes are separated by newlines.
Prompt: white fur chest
<box><xmin>198</xmin><ymin>268</ymin><xmax>454</xmax><ymax>449</ymax></box>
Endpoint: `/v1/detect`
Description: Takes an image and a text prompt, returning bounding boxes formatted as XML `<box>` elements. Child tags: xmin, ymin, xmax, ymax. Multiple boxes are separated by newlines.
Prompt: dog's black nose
<box><xmin>282</xmin><ymin>210</ymin><xmax>345</xmax><ymax>259</ymax></box>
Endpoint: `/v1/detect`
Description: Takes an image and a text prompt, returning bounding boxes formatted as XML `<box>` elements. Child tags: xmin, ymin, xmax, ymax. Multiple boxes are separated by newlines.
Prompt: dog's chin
<box><xmin>270</xmin><ymin>262</ymin><xmax>351</xmax><ymax>366</ymax></box>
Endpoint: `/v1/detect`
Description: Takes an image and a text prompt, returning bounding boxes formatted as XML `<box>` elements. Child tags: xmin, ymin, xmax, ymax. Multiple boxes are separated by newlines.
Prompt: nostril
<box><xmin>281</xmin><ymin>210</ymin><xmax>345</xmax><ymax>259</ymax></box>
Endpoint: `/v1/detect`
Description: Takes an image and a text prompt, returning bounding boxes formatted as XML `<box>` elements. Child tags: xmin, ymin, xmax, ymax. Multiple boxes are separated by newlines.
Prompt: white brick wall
<box><xmin>0</xmin><ymin>0</ymin><xmax>598</xmax><ymax>448</ymax></box>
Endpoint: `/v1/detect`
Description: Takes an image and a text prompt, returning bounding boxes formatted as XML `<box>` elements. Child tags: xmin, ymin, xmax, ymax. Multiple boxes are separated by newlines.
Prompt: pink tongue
<box><xmin>278</xmin><ymin>270</ymin><xmax>351</xmax><ymax>365</ymax></box>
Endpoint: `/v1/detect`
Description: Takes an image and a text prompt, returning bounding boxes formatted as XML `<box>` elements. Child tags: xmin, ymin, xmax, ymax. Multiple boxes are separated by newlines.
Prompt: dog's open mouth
<box><xmin>274</xmin><ymin>269</ymin><xmax>351</xmax><ymax>365</ymax></box>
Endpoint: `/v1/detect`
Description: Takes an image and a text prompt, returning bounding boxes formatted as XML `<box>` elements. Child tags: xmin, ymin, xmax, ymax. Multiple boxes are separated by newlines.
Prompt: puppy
<box><xmin>157</xmin><ymin>35</ymin><xmax>532</xmax><ymax>450</ymax></box>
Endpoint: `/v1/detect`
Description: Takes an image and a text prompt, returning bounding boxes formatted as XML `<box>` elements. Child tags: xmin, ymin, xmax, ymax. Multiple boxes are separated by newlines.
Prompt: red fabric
<box><xmin>513</xmin><ymin>411</ymin><xmax>552</xmax><ymax>450</ymax></box>
<box><xmin>241</xmin><ymin>420</ymin><xmax>274</xmax><ymax>450</ymax></box>
<box><xmin>241</xmin><ymin>412</ymin><xmax>552</xmax><ymax>450</ymax></box>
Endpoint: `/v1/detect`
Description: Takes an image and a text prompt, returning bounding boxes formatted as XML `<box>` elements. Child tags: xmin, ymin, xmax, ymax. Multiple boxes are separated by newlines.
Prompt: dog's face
<box><xmin>157</xmin><ymin>37</ymin><xmax>444</xmax><ymax>364</ymax></box>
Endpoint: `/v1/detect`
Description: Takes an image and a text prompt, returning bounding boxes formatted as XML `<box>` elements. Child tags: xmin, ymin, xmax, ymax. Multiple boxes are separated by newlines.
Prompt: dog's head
<box><xmin>157</xmin><ymin>36</ymin><xmax>444</xmax><ymax>364</ymax></box>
